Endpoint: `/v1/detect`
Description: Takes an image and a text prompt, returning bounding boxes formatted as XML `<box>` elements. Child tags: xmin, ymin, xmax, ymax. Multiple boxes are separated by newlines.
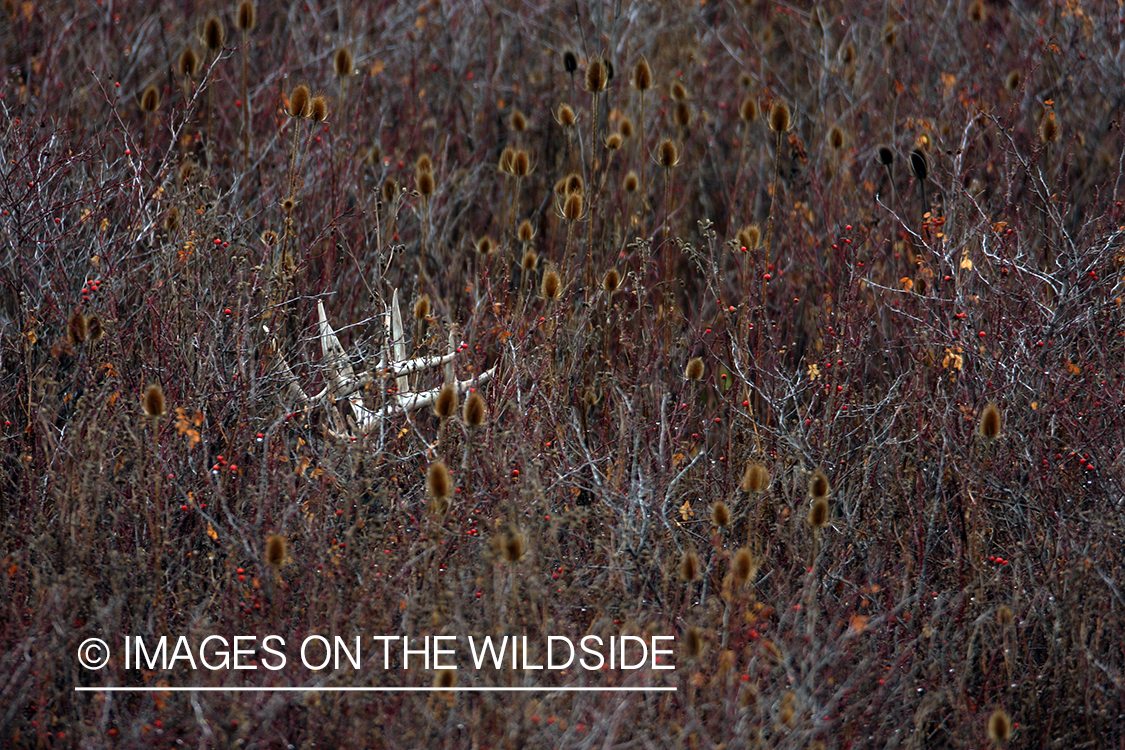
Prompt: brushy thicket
<box><xmin>2</xmin><ymin>0</ymin><xmax>1124</xmax><ymax>747</ymax></box>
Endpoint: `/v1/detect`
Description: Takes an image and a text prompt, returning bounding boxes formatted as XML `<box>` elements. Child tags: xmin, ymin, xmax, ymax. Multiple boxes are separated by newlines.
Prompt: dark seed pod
<box><xmin>909</xmin><ymin>149</ymin><xmax>928</xmax><ymax>181</ymax></box>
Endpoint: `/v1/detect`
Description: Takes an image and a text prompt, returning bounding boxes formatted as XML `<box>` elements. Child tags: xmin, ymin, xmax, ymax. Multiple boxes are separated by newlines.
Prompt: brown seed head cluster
<box><xmin>427</xmin><ymin>461</ymin><xmax>452</xmax><ymax>499</ymax></box>
<box><xmin>143</xmin><ymin>384</ymin><xmax>166</xmax><ymax>418</ymax></box>
<box><xmin>178</xmin><ymin>47</ymin><xmax>201</xmax><ymax>78</ymax></box>
<box><xmin>433</xmin><ymin>383</ymin><xmax>457</xmax><ymax>419</ymax></box>
<box><xmin>203</xmin><ymin>15</ymin><xmax>224</xmax><ymax>51</ymax></box>
<box><xmin>809</xmin><ymin>468</ymin><xmax>830</xmax><ymax>501</ymax></box>
<box><xmin>586</xmin><ymin>58</ymin><xmax>608</xmax><ymax>93</ymax></box>
<box><xmin>413</xmin><ymin>294</ymin><xmax>431</xmax><ymax>321</ymax></box>
<box><xmin>979</xmin><ymin>402</ymin><xmax>1002</xmax><ymax>441</ymax></box>
<box><xmin>987</xmin><ymin>709</ymin><xmax>1012</xmax><ymax>746</ymax></box>
<box><xmin>741</xmin><ymin>461</ymin><xmax>770</xmax><ymax>494</ymax></box>
<box><xmin>657</xmin><ymin>139</ymin><xmax>679</xmax><ymax>168</ymax></box>
<box><xmin>288</xmin><ymin>85</ymin><xmax>311</xmax><ymax>118</ymax></box>
<box><xmin>680</xmin><ymin>548</ymin><xmax>700</xmax><ymax>581</ymax></box>
<box><xmin>463</xmin><ymin>391</ymin><xmax>487</xmax><ymax>427</ymax></box>
<box><xmin>739</xmin><ymin>95</ymin><xmax>759</xmax><ymax>123</ymax></box>
<box><xmin>334</xmin><ymin>47</ymin><xmax>353</xmax><ymax>78</ymax></box>
<box><xmin>236</xmin><ymin>1</ymin><xmax>256</xmax><ymax>32</ymax></box>
<box><xmin>685</xmin><ymin>356</ymin><xmax>705</xmax><ymax>381</ymax></box>
<box><xmin>768</xmin><ymin>99</ymin><xmax>791</xmax><ymax>133</ymax></box>
<box><xmin>633</xmin><ymin>58</ymin><xmax>653</xmax><ymax>91</ymax></box>
<box><xmin>602</xmin><ymin>268</ymin><xmax>621</xmax><ymax>294</ymax></box>
<box><xmin>265</xmin><ymin>534</ymin><xmax>287</xmax><ymax>567</ymax></box>
<box><xmin>712</xmin><ymin>500</ymin><xmax>731</xmax><ymax>528</ymax></box>
<box><xmin>140</xmin><ymin>85</ymin><xmax>160</xmax><ymax>113</ymax></box>
<box><xmin>541</xmin><ymin>267</ymin><xmax>562</xmax><ymax>300</ymax></box>
<box><xmin>731</xmin><ymin>547</ymin><xmax>758</xmax><ymax>586</ymax></box>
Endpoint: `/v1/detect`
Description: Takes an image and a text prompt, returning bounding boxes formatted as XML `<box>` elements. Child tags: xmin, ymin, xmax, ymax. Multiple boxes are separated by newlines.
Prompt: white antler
<box><xmin>270</xmin><ymin>291</ymin><xmax>496</xmax><ymax>438</ymax></box>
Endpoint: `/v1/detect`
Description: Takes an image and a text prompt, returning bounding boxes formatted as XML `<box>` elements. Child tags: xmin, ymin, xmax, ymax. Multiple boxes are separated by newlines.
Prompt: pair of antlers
<box><xmin>268</xmin><ymin>290</ymin><xmax>496</xmax><ymax>439</ymax></box>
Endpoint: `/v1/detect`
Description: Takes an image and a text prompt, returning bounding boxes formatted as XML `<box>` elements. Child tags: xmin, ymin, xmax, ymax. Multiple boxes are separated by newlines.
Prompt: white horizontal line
<box><xmin>76</xmin><ymin>686</ymin><xmax>676</xmax><ymax>693</ymax></box>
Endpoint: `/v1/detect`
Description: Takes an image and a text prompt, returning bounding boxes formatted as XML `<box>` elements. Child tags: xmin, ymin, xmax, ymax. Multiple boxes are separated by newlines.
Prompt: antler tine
<box><xmin>389</xmin><ymin>289</ymin><xmax>410</xmax><ymax>396</ymax></box>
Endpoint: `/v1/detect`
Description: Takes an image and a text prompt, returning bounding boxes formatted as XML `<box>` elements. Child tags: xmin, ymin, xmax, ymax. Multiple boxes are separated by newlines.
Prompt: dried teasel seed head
<box><xmin>657</xmin><ymin>138</ymin><xmax>679</xmax><ymax>168</ymax></box>
<box><xmin>500</xmin><ymin>526</ymin><xmax>527</xmax><ymax>563</ymax></box>
<box><xmin>415</xmin><ymin>154</ymin><xmax>432</xmax><ymax>174</ymax></box>
<box><xmin>281</xmin><ymin>197</ymin><xmax>298</xmax><ymax>214</ymax></box>
<box><xmin>585</xmin><ymin>58</ymin><xmax>608</xmax><ymax>93</ymax></box>
<box><xmin>413</xmin><ymin>294</ymin><xmax>431</xmax><ymax>321</ymax></box>
<box><xmin>427</xmin><ymin>461</ymin><xmax>452</xmax><ymax>499</ymax></box>
<box><xmin>556</xmin><ymin>103</ymin><xmax>576</xmax><ymax>127</ymax></box>
<box><xmin>512</xmin><ymin>149</ymin><xmax>531</xmax><ymax>177</ymax></box>
<box><xmin>839</xmin><ymin>43</ymin><xmax>856</xmax><ymax>65</ymax></box>
<box><xmin>264</xmin><ymin>534</ymin><xmax>286</xmax><ymax>567</ymax></box>
<box><xmin>618</xmin><ymin>117</ymin><xmax>633</xmax><ymax>139</ymax></box>
<box><xmin>673</xmin><ymin>101</ymin><xmax>691</xmax><ymax>128</ymax></box>
<box><xmin>877</xmin><ymin>144</ymin><xmax>895</xmax><ymax>166</ymax></box>
<box><xmin>87</xmin><ymin>315</ymin><xmax>104</xmax><ymax>342</ymax></box>
<box><xmin>565</xmin><ymin>172</ymin><xmax>584</xmax><ymax>195</ymax></box>
<box><xmin>381</xmin><ymin>178</ymin><xmax>399</xmax><ymax>202</ymax></box>
<box><xmin>809</xmin><ymin>468</ymin><xmax>830</xmax><ymax>501</ymax></box>
<box><xmin>541</xmin><ymin>267</ymin><xmax>562</xmax><ymax>300</ymax></box>
<box><xmin>739</xmin><ymin>95</ymin><xmax>759</xmax><ymax>123</ymax></box>
<box><xmin>633</xmin><ymin>57</ymin><xmax>653</xmax><ymax>91</ymax></box>
<box><xmin>741</xmin><ymin>461</ymin><xmax>770</xmax><ymax>494</ymax></box>
<box><xmin>736</xmin><ymin>224</ymin><xmax>761</xmax><ymax>251</ymax></box>
<box><xmin>712</xmin><ymin>501</ymin><xmax>731</xmax><ymax>528</ymax></box>
<box><xmin>498</xmin><ymin>146</ymin><xmax>515</xmax><ymax>174</ymax></box>
<box><xmin>828</xmin><ymin>124</ymin><xmax>845</xmax><ymax>150</ymax></box>
<box><xmin>683</xmin><ymin>626</ymin><xmax>703</xmax><ymax>658</ymax></box>
<box><xmin>203</xmin><ymin>15</ymin><xmax>225</xmax><ymax>51</ymax></box>
<box><xmin>140</xmin><ymin>85</ymin><xmax>161</xmax><ymax>113</ymax></box>
<box><xmin>670</xmin><ymin>80</ymin><xmax>688</xmax><ymax>102</ymax></box>
<box><xmin>67</xmin><ymin>309</ymin><xmax>88</xmax><ymax>344</ymax></box>
<box><xmin>364</xmin><ymin>144</ymin><xmax>382</xmax><ymax>166</ymax></box>
<box><xmin>562</xmin><ymin>49</ymin><xmax>578</xmax><ymax>74</ymax></box>
<box><xmin>909</xmin><ymin>148</ymin><xmax>928</xmax><ymax>181</ymax></box>
<box><xmin>288</xmin><ymin>85</ymin><xmax>311</xmax><ymax>118</ymax></box>
<box><xmin>178</xmin><ymin>46</ymin><xmax>201</xmax><ymax>78</ymax></box>
<box><xmin>563</xmin><ymin>192</ymin><xmax>583</xmax><ymax>222</ymax></box>
<box><xmin>684</xmin><ymin>356</ymin><xmax>705</xmax><ymax>381</ymax></box>
<box><xmin>433</xmin><ymin>383</ymin><xmax>457</xmax><ymax>419</ymax></box>
<box><xmin>979</xmin><ymin>402</ymin><xmax>1002</xmax><ymax>441</ymax></box>
<box><xmin>517</xmin><ymin>219</ymin><xmax>536</xmax><ymax>243</ymax></box>
<box><xmin>602</xmin><ymin>268</ymin><xmax>621</xmax><ymax>294</ymax></box>
<box><xmin>968</xmin><ymin>0</ymin><xmax>986</xmax><ymax>23</ymax></box>
<box><xmin>475</xmin><ymin>236</ymin><xmax>495</xmax><ymax>257</ymax></box>
<box><xmin>164</xmin><ymin>207</ymin><xmax>181</xmax><ymax>232</ymax></box>
<box><xmin>510</xmin><ymin>108</ymin><xmax>527</xmax><ymax>133</ymax></box>
<box><xmin>1039</xmin><ymin>111</ymin><xmax>1060</xmax><ymax>144</ymax></box>
<box><xmin>309</xmin><ymin>95</ymin><xmax>328</xmax><ymax>122</ymax></box>
<box><xmin>333</xmin><ymin>46</ymin><xmax>353</xmax><ymax>78</ymax></box>
<box><xmin>416</xmin><ymin>170</ymin><xmax>435</xmax><ymax>197</ymax></box>
<box><xmin>731</xmin><ymin>547</ymin><xmax>758</xmax><ymax>586</ymax></box>
<box><xmin>521</xmin><ymin>248</ymin><xmax>538</xmax><ymax>272</ymax></box>
<box><xmin>996</xmin><ymin>605</ymin><xmax>1015</xmax><ymax>627</ymax></box>
<box><xmin>261</xmin><ymin>229</ymin><xmax>279</xmax><ymax>246</ymax></box>
<box><xmin>434</xmin><ymin>668</ymin><xmax>457</xmax><ymax>690</ymax></box>
<box><xmin>768</xmin><ymin>99</ymin><xmax>791</xmax><ymax>133</ymax></box>
<box><xmin>1004</xmin><ymin>69</ymin><xmax>1021</xmax><ymax>92</ymax></box>
<box><xmin>235</xmin><ymin>0</ymin><xmax>256</xmax><ymax>32</ymax></box>
<box><xmin>463</xmin><ymin>391</ymin><xmax>487</xmax><ymax>428</ymax></box>
<box><xmin>680</xmin><ymin>548</ymin><xmax>700</xmax><ymax>581</ymax></box>
<box><xmin>622</xmin><ymin>171</ymin><xmax>639</xmax><ymax>192</ymax></box>
<box><xmin>143</xmin><ymin>384</ymin><xmax>166</xmax><ymax>418</ymax></box>
<box><xmin>808</xmin><ymin>497</ymin><xmax>829</xmax><ymax>528</ymax></box>
<box><xmin>883</xmin><ymin>22</ymin><xmax>897</xmax><ymax>47</ymax></box>
<box><xmin>605</xmin><ymin>132</ymin><xmax>623</xmax><ymax>150</ymax></box>
<box><xmin>987</xmin><ymin>709</ymin><xmax>1011</xmax><ymax>746</ymax></box>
